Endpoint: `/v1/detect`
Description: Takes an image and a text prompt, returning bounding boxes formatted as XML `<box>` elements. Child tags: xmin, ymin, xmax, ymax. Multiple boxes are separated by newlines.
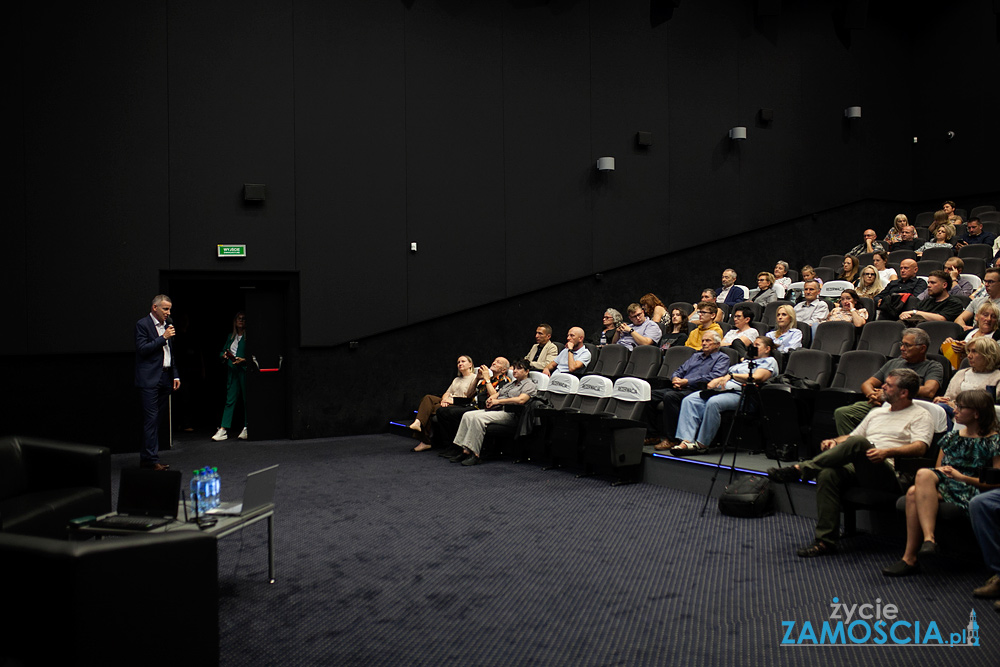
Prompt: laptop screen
<box><xmin>117</xmin><ymin>468</ymin><xmax>181</xmax><ymax>519</ymax></box>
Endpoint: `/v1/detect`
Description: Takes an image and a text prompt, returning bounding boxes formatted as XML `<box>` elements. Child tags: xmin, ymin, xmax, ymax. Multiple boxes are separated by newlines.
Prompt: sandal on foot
<box><xmin>882</xmin><ymin>559</ymin><xmax>920</xmax><ymax>577</ymax></box>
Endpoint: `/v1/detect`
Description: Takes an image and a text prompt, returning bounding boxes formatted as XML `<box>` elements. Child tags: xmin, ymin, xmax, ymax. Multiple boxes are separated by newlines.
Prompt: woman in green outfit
<box><xmin>212</xmin><ymin>312</ymin><xmax>248</xmax><ymax>442</ymax></box>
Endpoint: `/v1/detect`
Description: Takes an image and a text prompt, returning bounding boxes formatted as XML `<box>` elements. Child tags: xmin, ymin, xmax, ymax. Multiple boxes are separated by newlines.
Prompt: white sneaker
<box><xmin>238</xmin><ymin>427</ymin><xmax>248</xmax><ymax>440</ymax></box>
<box><xmin>211</xmin><ymin>428</ymin><xmax>228</xmax><ymax>442</ymax></box>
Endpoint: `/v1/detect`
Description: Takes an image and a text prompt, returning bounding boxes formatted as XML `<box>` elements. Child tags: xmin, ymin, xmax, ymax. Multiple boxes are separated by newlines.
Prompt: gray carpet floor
<box><xmin>114</xmin><ymin>432</ymin><xmax>999</xmax><ymax>666</ymax></box>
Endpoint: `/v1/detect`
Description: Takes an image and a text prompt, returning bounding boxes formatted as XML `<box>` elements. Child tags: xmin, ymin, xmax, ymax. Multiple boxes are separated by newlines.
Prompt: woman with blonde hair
<box><xmin>855</xmin><ymin>265</ymin><xmax>884</xmax><ymax>299</ymax></box>
<box><xmin>885</xmin><ymin>213</ymin><xmax>908</xmax><ymax>246</ymax></box>
<box><xmin>917</xmin><ymin>222</ymin><xmax>955</xmax><ymax>257</ymax></box>
<box><xmin>766</xmin><ymin>304</ymin><xmax>802</xmax><ymax>353</ymax></box>
<box><xmin>752</xmin><ymin>272</ymin><xmax>778</xmax><ymax>305</ymax></box>
<box><xmin>942</xmin><ymin>302</ymin><xmax>1000</xmax><ymax>369</ymax></box>
<box><xmin>936</xmin><ymin>337</ymin><xmax>1000</xmax><ymax>413</ymax></box>
<box><xmin>408</xmin><ymin>355</ymin><xmax>478</xmax><ymax>452</ymax></box>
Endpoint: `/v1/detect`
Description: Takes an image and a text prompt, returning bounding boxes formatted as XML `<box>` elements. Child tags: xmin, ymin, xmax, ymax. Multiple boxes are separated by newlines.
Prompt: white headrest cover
<box><xmin>529</xmin><ymin>371</ymin><xmax>550</xmax><ymax>392</ymax></box>
<box><xmin>913</xmin><ymin>399</ymin><xmax>948</xmax><ymax>434</ymax></box>
<box><xmin>613</xmin><ymin>377</ymin><xmax>651</xmax><ymax>402</ymax></box>
<box><xmin>577</xmin><ymin>375</ymin><xmax>614</xmax><ymax>398</ymax></box>
<box><xmin>546</xmin><ymin>373</ymin><xmax>580</xmax><ymax>395</ymax></box>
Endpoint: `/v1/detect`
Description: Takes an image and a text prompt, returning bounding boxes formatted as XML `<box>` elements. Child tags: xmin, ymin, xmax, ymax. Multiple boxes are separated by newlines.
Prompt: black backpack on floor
<box><xmin>718</xmin><ymin>474</ymin><xmax>774</xmax><ymax>517</ymax></box>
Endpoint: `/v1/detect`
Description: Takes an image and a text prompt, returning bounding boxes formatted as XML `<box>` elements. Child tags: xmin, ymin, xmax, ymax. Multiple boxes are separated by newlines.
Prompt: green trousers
<box><xmin>799</xmin><ymin>435</ymin><xmax>900</xmax><ymax>545</ymax></box>
<box><xmin>834</xmin><ymin>400</ymin><xmax>873</xmax><ymax>436</ymax></box>
<box><xmin>220</xmin><ymin>368</ymin><xmax>247</xmax><ymax>429</ymax></box>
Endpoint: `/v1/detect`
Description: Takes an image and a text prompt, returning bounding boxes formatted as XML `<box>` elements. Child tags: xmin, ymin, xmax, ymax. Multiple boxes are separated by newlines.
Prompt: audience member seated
<box><xmin>526</xmin><ymin>323</ymin><xmax>559</xmax><ymax>371</ymax></box>
<box><xmin>847</xmin><ymin>229</ymin><xmax>886</xmax><ymax>257</ymax></box>
<box><xmin>722</xmin><ymin>306</ymin><xmax>759</xmax><ymax>356</ymax></box>
<box><xmin>833</xmin><ymin>328</ymin><xmax>942</xmax><ymax>435</ymax></box>
<box><xmin>825</xmin><ymin>289</ymin><xmax>868</xmax><ymax>328</ymax></box>
<box><xmin>716</xmin><ymin>268</ymin><xmax>745</xmax><ymax>306</ymax></box>
<box><xmin>670</xmin><ymin>336</ymin><xmax>779</xmax><ymax>455</ymax></box>
<box><xmin>450</xmin><ymin>358</ymin><xmax>537</xmax><ymax>466</ymax></box>
<box><xmin>956</xmin><ymin>268</ymin><xmax>1000</xmax><ymax>331</ymax></box>
<box><xmin>752</xmin><ymin>272</ymin><xmax>779</xmax><ymax>306</ymax></box>
<box><xmin>943</xmin><ymin>257</ymin><xmax>975</xmax><ymax>297</ymax></box>
<box><xmin>837</xmin><ymin>255</ymin><xmax>860</xmax><ymax>284</ymax></box>
<box><xmin>616</xmin><ymin>303</ymin><xmax>662</xmax><ymax>350</ymax></box>
<box><xmin>767</xmin><ymin>304</ymin><xmax>803</xmax><ymax>353</ymax></box>
<box><xmin>768</xmin><ymin>369</ymin><xmax>933</xmax><ymax>558</ymax></box>
<box><xmin>884</xmin><ymin>213</ymin><xmax>908</xmax><ymax>247</ymax></box>
<box><xmin>773</xmin><ymin>261</ymin><xmax>792</xmax><ymax>298</ymax></box>
<box><xmin>659</xmin><ymin>308</ymin><xmax>689</xmax><ymax>350</ymax></box>
<box><xmin>639</xmin><ymin>293</ymin><xmax>668</xmax><ymax>326</ymax></box>
<box><xmin>943</xmin><ymin>302</ymin><xmax>1000</xmax><ymax>368</ymax></box>
<box><xmin>891</xmin><ymin>225</ymin><xmax>920</xmax><ymax>252</ymax></box>
<box><xmin>898</xmin><ymin>270</ymin><xmax>964</xmax><ymax>324</ymax></box>
<box><xmin>934</xmin><ymin>338</ymin><xmax>1000</xmax><ymax>420</ymax></box>
<box><xmin>686</xmin><ymin>301</ymin><xmax>724</xmax><ymax>350</ymax></box>
<box><xmin>943</xmin><ymin>200</ymin><xmax>963</xmax><ymax>225</ymax></box>
<box><xmin>873</xmin><ymin>250</ymin><xmax>898</xmax><ymax>284</ymax></box>
<box><xmin>648</xmin><ymin>330</ymin><xmax>729</xmax><ymax>451</ymax></box>
<box><xmin>856</xmin><ymin>265</ymin><xmax>885</xmax><ymax>300</ymax></box>
<box><xmin>882</xmin><ymin>389</ymin><xmax>1000</xmax><ymax>576</ymax></box>
<box><xmin>928</xmin><ymin>210</ymin><xmax>956</xmax><ymax>239</ymax></box>
<box><xmin>969</xmin><ymin>489</ymin><xmax>1000</xmax><ymax>611</ymax></box>
<box><xmin>690</xmin><ymin>288</ymin><xmax>726</xmax><ymax>323</ymax></box>
<box><xmin>916</xmin><ymin>223</ymin><xmax>954</xmax><ymax>257</ymax></box>
<box><xmin>800</xmin><ymin>265</ymin><xmax>823</xmax><ymax>286</ymax></box>
<box><xmin>598</xmin><ymin>309</ymin><xmax>623</xmax><ymax>347</ymax></box>
<box><xmin>436</xmin><ymin>357</ymin><xmax>511</xmax><ymax>453</ymax></box>
<box><xmin>542</xmin><ymin>327</ymin><xmax>592</xmax><ymax>376</ymax></box>
<box><xmin>874</xmin><ymin>258</ymin><xmax>926</xmax><ymax>320</ymax></box>
<box><xmin>955</xmin><ymin>216</ymin><xmax>995</xmax><ymax>250</ymax></box>
<box><xmin>794</xmin><ymin>280</ymin><xmax>829</xmax><ymax>329</ymax></box>
<box><xmin>408</xmin><ymin>355</ymin><xmax>478</xmax><ymax>452</ymax></box>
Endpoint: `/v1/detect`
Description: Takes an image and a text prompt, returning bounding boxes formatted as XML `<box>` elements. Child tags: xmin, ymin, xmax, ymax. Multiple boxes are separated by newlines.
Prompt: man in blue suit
<box><xmin>135</xmin><ymin>294</ymin><xmax>181</xmax><ymax>470</ymax></box>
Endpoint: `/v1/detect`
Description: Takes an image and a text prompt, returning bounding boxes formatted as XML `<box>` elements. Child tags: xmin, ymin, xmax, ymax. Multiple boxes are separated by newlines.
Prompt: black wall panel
<box><xmin>20</xmin><ymin>2</ymin><xmax>169</xmax><ymax>353</ymax></box>
<box><xmin>664</xmin><ymin>4</ymin><xmax>741</xmax><ymax>250</ymax></box>
<box><xmin>167</xmin><ymin>0</ymin><xmax>296</xmax><ymax>272</ymax></box>
<box><xmin>5</xmin><ymin>17</ymin><xmax>28</xmax><ymax>356</ymax></box>
<box><xmin>590</xmin><ymin>3</ymin><xmax>672</xmax><ymax>272</ymax></box>
<box><xmin>501</xmin><ymin>3</ymin><xmax>592</xmax><ymax>295</ymax></box>
<box><xmin>404</xmin><ymin>3</ymin><xmax>506</xmax><ymax>323</ymax></box>
<box><xmin>293</xmin><ymin>1</ymin><xmax>407</xmax><ymax>346</ymax></box>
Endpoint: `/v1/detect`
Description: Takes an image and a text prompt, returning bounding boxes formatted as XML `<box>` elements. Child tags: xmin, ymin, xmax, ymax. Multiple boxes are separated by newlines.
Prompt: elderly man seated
<box><xmin>847</xmin><ymin>229</ymin><xmax>886</xmax><ymax>257</ymax></box>
<box><xmin>450</xmin><ymin>358</ymin><xmax>537</xmax><ymax>466</ymax></box>
<box><xmin>647</xmin><ymin>330</ymin><xmax>730</xmax><ymax>451</ymax></box>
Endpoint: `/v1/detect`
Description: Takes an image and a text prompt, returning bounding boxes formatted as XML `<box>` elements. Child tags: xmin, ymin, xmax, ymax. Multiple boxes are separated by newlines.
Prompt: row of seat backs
<box><xmin>542</xmin><ymin>373</ymin><xmax>651</xmax><ymax>421</ymax></box>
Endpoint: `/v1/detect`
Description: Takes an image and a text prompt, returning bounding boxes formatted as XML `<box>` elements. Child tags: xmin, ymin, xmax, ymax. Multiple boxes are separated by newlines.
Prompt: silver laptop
<box><xmin>206</xmin><ymin>464</ymin><xmax>278</xmax><ymax>516</ymax></box>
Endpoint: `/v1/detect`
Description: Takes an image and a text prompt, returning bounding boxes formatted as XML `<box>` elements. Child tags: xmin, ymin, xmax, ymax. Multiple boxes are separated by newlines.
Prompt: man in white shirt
<box><xmin>768</xmin><ymin>368</ymin><xmax>932</xmax><ymax>558</ymax></box>
<box><xmin>793</xmin><ymin>280</ymin><xmax>829</xmax><ymax>328</ymax></box>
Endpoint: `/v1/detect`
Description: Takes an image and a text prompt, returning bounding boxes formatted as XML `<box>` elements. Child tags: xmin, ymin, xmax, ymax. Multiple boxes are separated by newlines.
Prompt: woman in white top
<box><xmin>873</xmin><ymin>251</ymin><xmax>897</xmax><ymax>284</ymax></box>
<box><xmin>722</xmin><ymin>306</ymin><xmax>759</xmax><ymax>355</ymax></box>
<box><xmin>936</xmin><ymin>337</ymin><xmax>1000</xmax><ymax>412</ymax></box>
<box><xmin>766</xmin><ymin>304</ymin><xmax>803</xmax><ymax>353</ymax></box>
<box><xmin>855</xmin><ymin>265</ymin><xmax>885</xmax><ymax>299</ymax></box>
<box><xmin>409</xmin><ymin>355</ymin><xmax>478</xmax><ymax>451</ymax></box>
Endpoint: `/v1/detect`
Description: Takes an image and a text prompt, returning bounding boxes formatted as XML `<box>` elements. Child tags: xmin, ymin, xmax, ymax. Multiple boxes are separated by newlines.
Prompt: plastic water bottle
<box><xmin>205</xmin><ymin>467</ymin><xmax>217</xmax><ymax>509</ymax></box>
<box><xmin>211</xmin><ymin>467</ymin><xmax>221</xmax><ymax>509</ymax></box>
<box><xmin>189</xmin><ymin>470</ymin><xmax>201</xmax><ymax>519</ymax></box>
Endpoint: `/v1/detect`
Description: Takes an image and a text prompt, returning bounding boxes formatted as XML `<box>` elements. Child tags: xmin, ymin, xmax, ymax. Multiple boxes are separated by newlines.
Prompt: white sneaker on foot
<box><xmin>238</xmin><ymin>427</ymin><xmax>248</xmax><ymax>440</ymax></box>
<box><xmin>211</xmin><ymin>427</ymin><xmax>227</xmax><ymax>441</ymax></box>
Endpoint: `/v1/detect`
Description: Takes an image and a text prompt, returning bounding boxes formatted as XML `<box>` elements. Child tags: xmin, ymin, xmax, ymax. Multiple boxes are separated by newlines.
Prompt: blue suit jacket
<box><xmin>135</xmin><ymin>315</ymin><xmax>179</xmax><ymax>388</ymax></box>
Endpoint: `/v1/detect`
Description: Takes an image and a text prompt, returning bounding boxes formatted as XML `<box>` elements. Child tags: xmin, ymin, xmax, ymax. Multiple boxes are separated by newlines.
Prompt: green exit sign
<box><xmin>217</xmin><ymin>244</ymin><xmax>247</xmax><ymax>258</ymax></box>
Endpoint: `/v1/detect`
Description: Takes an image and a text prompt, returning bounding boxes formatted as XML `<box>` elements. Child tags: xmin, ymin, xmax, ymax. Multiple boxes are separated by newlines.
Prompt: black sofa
<box><xmin>0</xmin><ymin>435</ymin><xmax>112</xmax><ymax>538</ymax></box>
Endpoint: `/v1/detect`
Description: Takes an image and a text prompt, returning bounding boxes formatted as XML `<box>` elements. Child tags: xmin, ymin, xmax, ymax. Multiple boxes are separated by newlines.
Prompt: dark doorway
<box><xmin>165</xmin><ymin>272</ymin><xmax>297</xmax><ymax>441</ymax></box>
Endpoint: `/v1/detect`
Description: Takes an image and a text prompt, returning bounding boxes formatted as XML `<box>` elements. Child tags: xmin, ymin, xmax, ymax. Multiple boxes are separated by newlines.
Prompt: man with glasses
<box><xmin>768</xmin><ymin>368</ymin><xmax>933</xmax><ymax>558</ymax></box>
<box><xmin>616</xmin><ymin>303</ymin><xmax>662</xmax><ymax>350</ymax></box>
<box><xmin>957</xmin><ymin>268</ymin><xmax>1000</xmax><ymax>331</ymax></box>
<box><xmin>847</xmin><ymin>229</ymin><xmax>886</xmax><ymax>257</ymax></box>
<box><xmin>685</xmin><ymin>301</ymin><xmax>724</xmax><ymax>350</ymax></box>
<box><xmin>526</xmin><ymin>323</ymin><xmax>558</xmax><ymax>371</ymax></box>
<box><xmin>832</xmin><ymin>328</ymin><xmax>943</xmax><ymax>435</ymax></box>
